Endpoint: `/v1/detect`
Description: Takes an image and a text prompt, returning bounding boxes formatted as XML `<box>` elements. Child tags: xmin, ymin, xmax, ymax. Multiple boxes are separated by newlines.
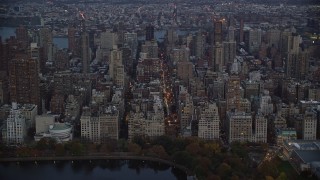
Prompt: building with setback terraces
<box><xmin>198</xmin><ymin>102</ymin><xmax>220</xmax><ymax>140</ymax></box>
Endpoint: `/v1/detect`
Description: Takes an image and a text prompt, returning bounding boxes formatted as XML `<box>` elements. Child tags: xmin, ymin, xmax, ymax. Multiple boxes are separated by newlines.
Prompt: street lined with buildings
<box><xmin>0</xmin><ymin>0</ymin><xmax>320</xmax><ymax>178</ymax></box>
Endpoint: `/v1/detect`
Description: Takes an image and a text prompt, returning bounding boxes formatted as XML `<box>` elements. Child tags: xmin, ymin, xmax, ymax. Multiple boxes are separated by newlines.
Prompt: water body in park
<box><xmin>0</xmin><ymin>159</ymin><xmax>187</xmax><ymax>180</ymax></box>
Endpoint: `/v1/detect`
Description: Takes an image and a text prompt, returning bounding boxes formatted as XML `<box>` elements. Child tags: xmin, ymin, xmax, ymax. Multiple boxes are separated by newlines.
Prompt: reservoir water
<box><xmin>0</xmin><ymin>160</ymin><xmax>187</xmax><ymax>180</ymax></box>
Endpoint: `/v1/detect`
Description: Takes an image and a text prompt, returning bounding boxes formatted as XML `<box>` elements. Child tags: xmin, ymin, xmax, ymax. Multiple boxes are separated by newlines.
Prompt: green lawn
<box><xmin>276</xmin><ymin>157</ymin><xmax>317</xmax><ymax>180</ymax></box>
<box><xmin>277</xmin><ymin>160</ymin><xmax>298</xmax><ymax>179</ymax></box>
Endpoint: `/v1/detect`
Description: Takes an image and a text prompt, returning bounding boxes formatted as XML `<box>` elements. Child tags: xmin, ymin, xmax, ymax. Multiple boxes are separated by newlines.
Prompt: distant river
<box><xmin>0</xmin><ymin>160</ymin><xmax>187</xmax><ymax>180</ymax></box>
<box><xmin>0</xmin><ymin>27</ymin><xmax>197</xmax><ymax>48</ymax></box>
<box><xmin>0</xmin><ymin>27</ymin><xmax>68</xmax><ymax>49</ymax></box>
<box><xmin>53</xmin><ymin>37</ymin><xmax>68</xmax><ymax>49</ymax></box>
<box><xmin>0</xmin><ymin>27</ymin><xmax>16</xmax><ymax>41</ymax></box>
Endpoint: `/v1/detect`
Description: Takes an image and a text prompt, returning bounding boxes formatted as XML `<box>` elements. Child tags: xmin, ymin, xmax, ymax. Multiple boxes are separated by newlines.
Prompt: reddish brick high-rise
<box><xmin>226</xmin><ymin>75</ymin><xmax>241</xmax><ymax>111</ymax></box>
<box><xmin>240</xmin><ymin>19</ymin><xmax>244</xmax><ymax>43</ymax></box>
<box><xmin>68</xmin><ymin>26</ymin><xmax>76</xmax><ymax>53</ymax></box>
<box><xmin>16</xmin><ymin>25</ymin><xmax>28</xmax><ymax>49</ymax></box>
<box><xmin>0</xmin><ymin>41</ymin><xmax>12</xmax><ymax>73</ymax></box>
<box><xmin>9</xmin><ymin>57</ymin><xmax>40</xmax><ymax>113</ymax></box>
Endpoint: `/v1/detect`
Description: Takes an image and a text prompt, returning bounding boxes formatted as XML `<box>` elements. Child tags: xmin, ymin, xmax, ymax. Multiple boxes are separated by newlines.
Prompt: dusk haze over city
<box><xmin>0</xmin><ymin>0</ymin><xmax>319</xmax><ymax>179</ymax></box>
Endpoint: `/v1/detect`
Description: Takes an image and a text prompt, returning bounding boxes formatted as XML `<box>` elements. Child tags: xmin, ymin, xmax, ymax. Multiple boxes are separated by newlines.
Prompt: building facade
<box><xmin>227</xmin><ymin>111</ymin><xmax>252</xmax><ymax>143</ymax></box>
<box><xmin>5</xmin><ymin>103</ymin><xmax>26</xmax><ymax>144</ymax></box>
<box><xmin>198</xmin><ymin>102</ymin><xmax>220</xmax><ymax>140</ymax></box>
<box><xmin>9</xmin><ymin>58</ymin><xmax>40</xmax><ymax>113</ymax></box>
<box><xmin>303</xmin><ymin>109</ymin><xmax>317</xmax><ymax>140</ymax></box>
<box><xmin>80</xmin><ymin>106</ymin><xmax>119</xmax><ymax>143</ymax></box>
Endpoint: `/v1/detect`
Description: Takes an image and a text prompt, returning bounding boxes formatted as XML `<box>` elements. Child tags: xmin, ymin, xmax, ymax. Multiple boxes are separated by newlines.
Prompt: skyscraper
<box><xmin>178</xmin><ymin>90</ymin><xmax>193</xmax><ymax>131</ymax></box>
<box><xmin>239</xmin><ymin>19</ymin><xmax>244</xmax><ymax>43</ymax></box>
<box><xmin>39</xmin><ymin>27</ymin><xmax>53</xmax><ymax>60</ymax></box>
<box><xmin>281</xmin><ymin>31</ymin><xmax>300</xmax><ymax>55</ymax></box>
<box><xmin>39</xmin><ymin>27</ymin><xmax>52</xmax><ymax>47</ymax></box>
<box><xmin>68</xmin><ymin>26</ymin><xmax>76</xmax><ymax>53</ymax></box>
<box><xmin>109</xmin><ymin>46</ymin><xmax>125</xmax><ymax>86</ymax></box>
<box><xmin>9</xmin><ymin>57</ymin><xmax>40</xmax><ymax>112</ymax></box>
<box><xmin>141</xmin><ymin>40</ymin><xmax>158</xmax><ymax>58</ymax></box>
<box><xmin>286</xmin><ymin>50</ymin><xmax>309</xmax><ymax>79</ymax></box>
<box><xmin>195</xmin><ymin>32</ymin><xmax>205</xmax><ymax>58</ymax></box>
<box><xmin>173</xmin><ymin>4</ymin><xmax>178</xmax><ymax>23</ymax></box>
<box><xmin>101</xmin><ymin>30</ymin><xmax>118</xmax><ymax>50</ymax></box>
<box><xmin>228</xmin><ymin>26</ymin><xmax>235</xmax><ymax>42</ymax></box>
<box><xmin>167</xmin><ymin>28</ymin><xmax>178</xmax><ymax>45</ymax></box>
<box><xmin>213</xmin><ymin>42</ymin><xmax>224</xmax><ymax>72</ymax></box>
<box><xmin>214</xmin><ymin>21</ymin><xmax>223</xmax><ymax>45</ymax></box>
<box><xmin>172</xmin><ymin>46</ymin><xmax>190</xmax><ymax>63</ymax></box>
<box><xmin>249</xmin><ymin>28</ymin><xmax>262</xmax><ymax>53</ymax></box>
<box><xmin>302</xmin><ymin>109</ymin><xmax>317</xmax><ymax>140</ymax></box>
<box><xmin>81</xmin><ymin>31</ymin><xmax>90</xmax><ymax>74</ymax></box>
<box><xmin>0</xmin><ymin>40</ymin><xmax>14</xmax><ymax>73</ymax></box>
<box><xmin>177</xmin><ymin>61</ymin><xmax>193</xmax><ymax>83</ymax></box>
<box><xmin>221</xmin><ymin>26</ymin><xmax>237</xmax><ymax>68</ymax></box>
<box><xmin>16</xmin><ymin>25</ymin><xmax>28</xmax><ymax>49</ymax></box>
<box><xmin>223</xmin><ymin>41</ymin><xmax>236</xmax><ymax>65</ymax></box>
<box><xmin>226</xmin><ymin>75</ymin><xmax>241</xmax><ymax>111</ymax></box>
<box><xmin>124</xmin><ymin>32</ymin><xmax>138</xmax><ymax>59</ymax></box>
<box><xmin>267</xmin><ymin>28</ymin><xmax>281</xmax><ymax>48</ymax></box>
<box><xmin>283</xmin><ymin>33</ymin><xmax>309</xmax><ymax>79</ymax></box>
<box><xmin>55</xmin><ymin>49</ymin><xmax>69</xmax><ymax>71</ymax></box>
<box><xmin>146</xmin><ymin>25</ymin><xmax>154</xmax><ymax>41</ymax></box>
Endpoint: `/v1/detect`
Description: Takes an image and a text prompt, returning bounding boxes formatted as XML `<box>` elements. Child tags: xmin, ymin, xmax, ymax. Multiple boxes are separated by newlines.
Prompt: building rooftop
<box><xmin>50</xmin><ymin>123</ymin><xmax>72</xmax><ymax>131</ymax></box>
<box><xmin>0</xmin><ymin>103</ymin><xmax>37</xmax><ymax>111</ymax></box>
<box><xmin>280</xmin><ymin>129</ymin><xmax>297</xmax><ymax>135</ymax></box>
<box><xmin>294</xmin><ymin>150</ymin><xmax>320</xmax><ymax>163</ymax></box>
<box><xmin>284</xmin><ymin>140</ymin><xmax>320</xmax><ymax>151</ymax></box>
<box><xmin>20</xmin><ymin>104</ymin><xmax>37</xmax><ymax>111</ymax></box>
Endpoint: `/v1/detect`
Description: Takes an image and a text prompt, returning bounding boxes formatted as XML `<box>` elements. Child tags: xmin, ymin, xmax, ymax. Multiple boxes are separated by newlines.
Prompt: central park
<box><xmin>1</xmin><ymin>135</ymin><xmax>312</xmax><ymax>180</ymax></box>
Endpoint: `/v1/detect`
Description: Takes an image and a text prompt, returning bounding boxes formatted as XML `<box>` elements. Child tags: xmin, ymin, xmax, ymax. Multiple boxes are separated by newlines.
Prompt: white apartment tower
<box><xmin>254</xmin><ymin>112</ymin><xmax>267</xmax><ymax>143</ymax></box>
<box><xmin>198</xmin><ymin>102</ymin><xmax>220</xmax><ymax>140</ymax></box>
<box><xmin>100</xmin><ymin>106</ymin><xmax>119</xmax><ymax>141</ymax></box>
<box><xmin>227</xmin><ymin>111</ymin><xmax>252</xmax><ymax>143</ymax></box>
<box><xmin>260</xmin><ymin>90</ymin><xmax>273</xmax><ymax>115</ymax></box>
<box><xmin>80</xmin><ymin>106</ymin><xmax>119</xmax><ymax>143</ymax></box>
<box><xmin>80</xmin><ymin>115</ymin><xmax>100</xmax><ymax>143</ymax></box>
<box><xmin>6</xmin><ymin>102</ymin><xmax>27</xmax><ymax>144</ymax></box>
<box><xmin>302</xmin><ymin>109</ymin><xmax>317</xmax><ymax>140</ymax></box>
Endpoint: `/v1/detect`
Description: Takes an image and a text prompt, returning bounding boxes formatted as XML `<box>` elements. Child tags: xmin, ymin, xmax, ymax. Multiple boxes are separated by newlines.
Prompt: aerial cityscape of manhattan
<box><xmin>0</xmin><ymin>0</ymin><xmax>319</xmax><ymax>179</ymax></box>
